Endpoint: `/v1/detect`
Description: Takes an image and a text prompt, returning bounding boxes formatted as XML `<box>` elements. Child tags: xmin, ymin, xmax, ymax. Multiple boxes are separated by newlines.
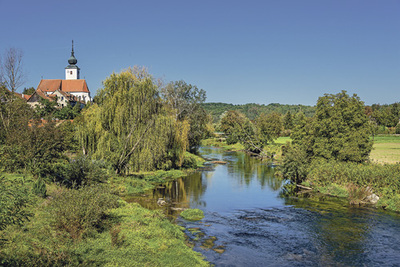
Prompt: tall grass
<box><xmin>307</xmin><ymin>161</ymin><xmax>400</xmax><ymax>210</ymax></box>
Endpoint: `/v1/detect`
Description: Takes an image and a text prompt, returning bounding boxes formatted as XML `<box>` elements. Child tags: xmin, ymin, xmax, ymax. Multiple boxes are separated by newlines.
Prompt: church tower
<box><xmin>65</xmin><ymin>40</ymin><xmax>80</xmax><ymax>80</ymax></box>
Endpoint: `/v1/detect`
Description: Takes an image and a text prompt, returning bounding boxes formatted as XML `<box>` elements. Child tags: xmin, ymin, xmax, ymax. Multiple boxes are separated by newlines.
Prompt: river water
<box><xmin>131</xmin><ymin>147</ymin><xmax>400</xmax><ymax>266</ymax></box>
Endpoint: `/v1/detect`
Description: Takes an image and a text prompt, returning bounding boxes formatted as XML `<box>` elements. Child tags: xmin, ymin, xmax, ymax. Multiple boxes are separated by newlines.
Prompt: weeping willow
<box><xmin>76</xmin><ymin>67</ymin><xmax>188</xmax><ymax>174</ymax></box>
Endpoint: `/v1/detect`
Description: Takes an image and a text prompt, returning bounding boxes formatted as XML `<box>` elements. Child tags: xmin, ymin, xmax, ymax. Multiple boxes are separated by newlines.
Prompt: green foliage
<box><xmin>370</xmin><ymin>103</ymin><xmax>400</xmax><ymax>128</ymax></box>
<box><xmin>203</xmin><ymin>102</ymin><xmax>315</xmax><ymax>123</ymax></box>
<box><xmin>77</xmin><ymin>67</ymin><xmax>189</xmax><ymax>174</ymax></box>
<box><xmin>0</xmin><ymin>191</ymin><xmax>208</xmax><ymax>266</ymax></box>
<box><xmin>34</xmin><ymin>98</ymin><xmax>58</xmax><ymax>117</ymax></box>
<box><xmin>311</xmin><ymin>91</ymin><xmax>372</xmax><ymax>162</ymax></box>
<box><xmin>0</xmin><ymin>175</ymin><xmax>32</xmax><ymax>231</ymax></box>
<box><xmin>255</xmin><ymin>112</ymin><xmax>283</xmax><ymax>143</ymax></box>
<box><xmin>53</xmin><ymin>103</ymin><xmax>81</xmax><ymax>119</ymax></box>
<box><xmin>22</xmin><ymin>87</ymin><xmax>36</xmax><ymax>95</ymax></box>
<box><xmin>162</xmin><ymin>80</ymin><xmax>210</xmax><ymax>152</ymax></box>
<box><xmin>280</xmin><ymin>144</ymin><xmax>310</xmax><ymax>184</ymax></box>
<box><xmin>60</xmin><ymin>155</ymin><xmax>109</xmax><ymax>188</ymax></box>
<box><xmin>182</xmin><ymin>153</ymin><xmax>198</xmax><ymax>169</ymax></box>
<box><xmin>32</xmin><ymin>176</ymin><xmax>47</xmax><ymax>198</ymax></box>
<box><xmin>49</xmin><ymin>185</ymin><xmax>119</xmax><ymax>240</ymax></box>
<box><xmin>283</xmin><ymin>110</ymin><xmax>294</xmax><ymax>130</ymax></box>
<box><xmin>0</xmin><ymin>85</ymin><xmax>32</xmax><ymax>144</ymax></box>
<box><xmin>73</xmin><ymin>203</ymin><xmax>208</xmax><ymax>266</ymax></box>
<box><xmin>180</xmin><ymin>209</ymin><xmax>204</xmax><ymax>221</ymax></box>
<box><xmin>306</xmin><ymin>160</ymin><xmax>400</xmax><ymax>210</ymax></box>
<box><xmin>291</xmin><ymin>91</ymin><xmax>372</xmax><ymax>163</ymax></box>
<box><xmin>396</xmin><ymin>123</ymin><xmax>400</xmax><ymax>134</ymax></box>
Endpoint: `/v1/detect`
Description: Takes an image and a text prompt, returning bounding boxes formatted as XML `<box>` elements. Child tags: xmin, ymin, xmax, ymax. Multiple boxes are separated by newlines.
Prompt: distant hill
<box><xmin>202</xmin><ymin>102</ymin><xmax>316</xmax><ymax>122</ymax></box>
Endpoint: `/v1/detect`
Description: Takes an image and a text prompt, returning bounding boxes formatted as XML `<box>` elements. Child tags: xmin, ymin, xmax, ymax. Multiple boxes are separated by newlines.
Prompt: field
<box><xmin>370</xmin><ymin>135</ymin><xmax>400</xmax><ymax>164</ymax></box>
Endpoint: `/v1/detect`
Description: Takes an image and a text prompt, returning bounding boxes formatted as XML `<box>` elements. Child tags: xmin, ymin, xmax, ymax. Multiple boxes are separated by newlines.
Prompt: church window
<box><xmin>70</xmin><ymin>71</ymin><xmax>73</xmax><ymax>75</ymax></box>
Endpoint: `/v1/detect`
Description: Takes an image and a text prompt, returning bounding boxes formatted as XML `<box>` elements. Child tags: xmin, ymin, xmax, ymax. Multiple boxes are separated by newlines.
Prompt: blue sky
<box><xmin>1</xmin><ymin>0</ymin><xmax>399</xmax><ymax>105</ymax></box>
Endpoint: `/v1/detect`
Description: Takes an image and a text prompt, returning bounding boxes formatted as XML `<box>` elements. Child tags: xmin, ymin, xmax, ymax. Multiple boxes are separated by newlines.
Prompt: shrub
<box><xmin>396</xmin><ymin>123</ymin><xmax>400</xmax><ymax>134</ymax></box>
<box><xmin>0</xmin><ymin>175</ymin><xmax>33</xmax><ymax>231</ymax></box>
<box><xmin>182</xmin><ymin>154</ymin><xmax>198</xmax><ymax>169</ymax></box>
<box><xmin>60</xmin><ymin>156</ymin><xmax>109</xmax><ymax>188</ymax></box>
<box><xmin>49</xmin><ymin>185</ymin><xmax>119</xmax><ymax>240</ymax></box>
<box><xmin>280</xmin><ymin>144</ymin><xmax>310</xmax><ymax>184</ymax></box>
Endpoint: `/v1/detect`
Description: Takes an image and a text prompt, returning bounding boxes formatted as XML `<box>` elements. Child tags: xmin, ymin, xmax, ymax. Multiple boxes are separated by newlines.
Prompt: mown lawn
<box><xmin>370</xmin><ymin>135</ymin><xmax>400</xmax><ymax>164</ymax></box>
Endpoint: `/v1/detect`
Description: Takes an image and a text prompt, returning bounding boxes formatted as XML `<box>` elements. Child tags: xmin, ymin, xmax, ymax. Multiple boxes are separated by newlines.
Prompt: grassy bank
<box><xmin>201</xmin><ymin>137</ymin><xmax>244</xmax><ymax>151</ymax></box>
<box><xmin>109</xmin><ymin>152</ymin><xmax>205</xmax><ymax>195</ymax></box>
<box><xmin>299</xmin><ymin>160</ymin><xmax>400</xmax><ymax>212</ymax></box>
<box><xmin>0</xmin><ymin>153</ymin><xmax>209</xmax><ymax>266</ymax></box>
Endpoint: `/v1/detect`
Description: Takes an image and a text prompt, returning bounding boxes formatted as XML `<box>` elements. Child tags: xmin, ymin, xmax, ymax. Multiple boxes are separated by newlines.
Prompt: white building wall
<box><xmin>65</xmin><ymin>68</ymin><xmax>80</xmax><ymax>80</ymax></box>
<box><xmin>70</xmin><ymin>92</ymin><xmax>91</xmax><ymax>103</ymax></box>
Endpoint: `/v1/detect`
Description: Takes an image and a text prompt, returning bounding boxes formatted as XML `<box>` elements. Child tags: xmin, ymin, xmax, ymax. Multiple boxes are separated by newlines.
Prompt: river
<box><xmin>130</xmin><ymin>146</ymin><xmax>400</xmax><ymax>266</ymax></box>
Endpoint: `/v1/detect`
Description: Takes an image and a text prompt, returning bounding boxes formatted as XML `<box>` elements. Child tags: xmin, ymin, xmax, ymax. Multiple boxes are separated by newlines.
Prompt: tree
<box><xmin>283</xmin><ymin>110</ymin><xmax>294</xmax><ymax>130</ymax></box>
<box><xmin>291</xmin><ymin>91</ymin><xmax>372</xmax><ymax>163</ymax></box>
<box><xmin>0</xmin><ymin>85</ymin><xmax>32</xmax><ymax>143</ymax></box>
<box><xmin>161</xmin><ymin>80</ymin><xmax>206</xmax><ymax>121</ymax></box>
<box><xmin>0</xmin><ymin>48</ymin><xmax>26</xmax><ymax>92</ymax></box>
<box><xmin>161</xmin><ymin>80</ymin><xmax>208</xmax><ymax>151</ymax></box>
<box><xmin>22</xmin><ymin>87</ymin><xmax>36</xmax><ymax>95</ymax></box>
<box><xmin>77</xmin><ymin>67</ymin><xmax>186</xmax><ymax>174</ymax></box>
<box><xmin>256</xmin><ymin>112</ymin><xmax>283</xmax><ymax>143</ymax></box>
<box><xmin>220</xmin><ymin>110</ymin><xmax>262</xmax><ymax>152</ymax></box>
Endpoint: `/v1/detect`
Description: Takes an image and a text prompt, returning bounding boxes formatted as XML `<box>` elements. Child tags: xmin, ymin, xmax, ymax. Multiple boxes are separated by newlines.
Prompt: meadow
<box><xmin>370</xmin><ymin>135</ymin><xmax>400</xmax><ymax>164</ymax></box>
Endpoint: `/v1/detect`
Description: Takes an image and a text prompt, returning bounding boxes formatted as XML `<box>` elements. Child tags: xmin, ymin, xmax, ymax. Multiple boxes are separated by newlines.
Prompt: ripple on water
<box><xmin>180</xmin><ymin>205</ymin><xmax>400</xmax><ymax>267</ymax></box>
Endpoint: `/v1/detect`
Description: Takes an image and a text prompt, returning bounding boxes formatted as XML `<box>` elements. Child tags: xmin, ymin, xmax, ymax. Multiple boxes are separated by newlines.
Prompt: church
<box><xmin>27</xmin><ymin>41</ymin><xmax>92</xmax><ymax>107</ymax></box>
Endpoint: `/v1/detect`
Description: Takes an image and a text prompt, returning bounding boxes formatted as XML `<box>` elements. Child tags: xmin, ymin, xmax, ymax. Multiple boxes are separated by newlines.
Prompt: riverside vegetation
<box><xmin>206</xmin><ymin>91</ymin><xmax>400</xmax><ymax>212</ymax></box>
<box><xmin>0</xmin><ymin>67</ymin><xmax>211</xmax><ymax>266</ymax></box>
<box><xmin>2</xmin><ymin>62</ymin><xmax>400</xmax><ymax>265</ymax></box>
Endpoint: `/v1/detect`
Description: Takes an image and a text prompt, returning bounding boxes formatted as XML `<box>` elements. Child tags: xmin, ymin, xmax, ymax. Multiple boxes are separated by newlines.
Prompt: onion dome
<box><xmin>68</xmin><ymin>40</ymin><xmax>78</xmax><ymax>65</ymax></box>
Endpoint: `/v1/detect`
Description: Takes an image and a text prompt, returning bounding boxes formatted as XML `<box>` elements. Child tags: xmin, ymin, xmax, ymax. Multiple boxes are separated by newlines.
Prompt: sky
<box><xmin>0</xmin><ymin>0</ymin><xmax>399</xmax><ymax>106</ymax></box>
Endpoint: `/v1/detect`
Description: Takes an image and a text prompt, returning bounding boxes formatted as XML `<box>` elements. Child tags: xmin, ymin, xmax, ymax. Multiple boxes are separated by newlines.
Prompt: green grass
<box><xmin>370</xmin><ymin>135</ymin><xmax>400</xmax><ymax>164</ymax></box>
<box><xmin>274</xmin><ymin>136</ymin><xmax>292</xmax><ymax>144</ymax></box>
<box><xmin>180</xmin><ymin>209</ymin><xmax>205</xmax><ymax>221</ymax></box>
<box><xmin>201</xmin><ymin>138</ymin><xmax>244</xmax><ymax>151</ymax></box>
<box><xmin>372</xmin><ymin>134</ymin><xmax>400</xmax><ymax>143</ymax></box>
<box><xmin>0</xmin><ymin>174</ymin><xmax>209</xmax><ymax>266</ymax></box>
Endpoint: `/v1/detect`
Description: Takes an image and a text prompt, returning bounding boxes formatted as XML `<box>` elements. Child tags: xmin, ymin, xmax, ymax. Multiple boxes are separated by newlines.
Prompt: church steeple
<box><xmin>68</xmin><ymin>40</ymin><xmax>78</xmax><ymax>65</ymax></box>
<box><xmin>65</xmin><ymin>40</ymin><xmax>80</xmax><ymax>80</ymax></box>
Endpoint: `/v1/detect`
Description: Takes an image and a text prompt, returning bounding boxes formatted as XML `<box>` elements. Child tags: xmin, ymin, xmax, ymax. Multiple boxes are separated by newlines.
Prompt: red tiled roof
<box><xmin>36</xmin><ymin>79</ymin><xmax>89</xmax><ymax>93</ymax></box>
<box><xmin>37</xmin><ymin>79</ymin><xmax>62</xmax><ymax>92</ymax></box>
<box><xmin>35</xmin><ymin>89</ymin><xmax>54</xmax><ymax>101</ymax></box>
<box><xmin>61</xmin><ymin>80</ymin><xmax>89</xmax><ymax>93</ymax></box>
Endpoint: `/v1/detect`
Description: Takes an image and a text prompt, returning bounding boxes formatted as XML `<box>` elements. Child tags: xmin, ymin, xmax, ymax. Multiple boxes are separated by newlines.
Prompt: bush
<box><xmin>396</xmin><ymin>124</ymin><xmax>400</xmax><ymax>134</ymax></box>
<box><xmin>280</xmin><ymin>144</ymin><xmax>310</xmax><ymax>184</ymax></box>
<box><xmin>182</xmin><ymin>154</ymin><xmax>198</xmax><ymax>169</ymax></box>
<box><xmin>60</xmin><ymin>156</ymin><xmax>109</xmax><ymax>188</ymax></box>
<box><xmin>0</xmin><ymin>175</ymin><xmax>33</xmax><ymax>231</ymax></box>
<box><xmin>49</xmin><ymin>185</ymin><xmax>119</xmax><ymax>240</ymax></box>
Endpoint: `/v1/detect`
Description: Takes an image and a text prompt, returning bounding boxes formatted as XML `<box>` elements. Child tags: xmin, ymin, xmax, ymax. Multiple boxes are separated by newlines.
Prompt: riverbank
<box><xmin>203</xmin><ymin>135</ymin><xmax>400</xmax><ymax>212</ymax></box>
<box><xmin>0</xmin><ymin>154</ymin><xmax>209</xmax><ymax>266</ymax></box>
<box><xmin>109</xmin><ymin>152</ymin><xmax>205</xmax><ymax>195</ymax></box>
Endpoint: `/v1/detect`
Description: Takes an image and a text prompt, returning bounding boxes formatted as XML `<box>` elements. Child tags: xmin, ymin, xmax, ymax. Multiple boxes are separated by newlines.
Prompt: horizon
<box><xmin>1</xmin><ymin>0</ymin><xmax>399</xmax><ymax>106</ymax></box>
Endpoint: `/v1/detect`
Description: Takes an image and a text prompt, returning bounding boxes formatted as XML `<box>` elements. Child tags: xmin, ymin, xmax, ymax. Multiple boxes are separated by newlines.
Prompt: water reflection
<box><xmin>127</xmin><ymin>146</ymin><xmax>400</xmax><ymax>266</ymax></box>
